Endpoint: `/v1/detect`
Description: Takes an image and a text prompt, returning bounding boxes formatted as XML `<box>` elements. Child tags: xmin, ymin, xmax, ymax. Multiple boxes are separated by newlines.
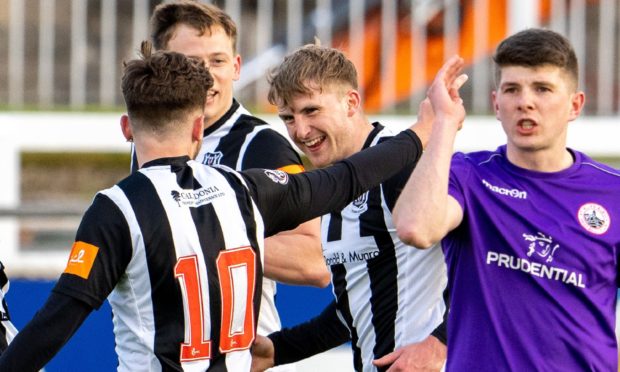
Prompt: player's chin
<box><xmin>307</xmin><ymin>154</ymin><xmax>331</xmax><ymax>169</ymax></box>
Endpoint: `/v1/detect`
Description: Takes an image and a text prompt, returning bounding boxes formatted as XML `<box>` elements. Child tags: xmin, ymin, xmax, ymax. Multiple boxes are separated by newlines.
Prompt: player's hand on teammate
<box><xmin>427</xmin><ymin>55</ymin><xmax>468</xmax><ymax>131</ymax></box>
<box><xmin>251</xmin><ymin>335</ymin><xmax>276</xmax><ymax>372</ymax></box>
<box><xmin>372</xmin><ymin>335</ymin><xmax>446</xmax><ymax>372</ymax></box>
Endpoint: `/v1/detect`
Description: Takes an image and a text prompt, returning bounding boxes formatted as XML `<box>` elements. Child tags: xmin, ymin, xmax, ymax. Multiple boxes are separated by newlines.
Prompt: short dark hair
<box><xmin>267</xmin><ymin>43</ymin><xmax>358</xmax><ymax>108</ymax></box>
<box><xmin>121</xmin><ymin>41</ymin><xmax>213</xmax><ymax>133</ymax></box>
<box><xmin>150</xmin><ymin>0</ymin><xmax>238</xmax><ymax>52</ymax></box>
<box><xmin>493</xmin><ymin>28</ymin><xmax>578</xmax><ymax>88</ymax></box>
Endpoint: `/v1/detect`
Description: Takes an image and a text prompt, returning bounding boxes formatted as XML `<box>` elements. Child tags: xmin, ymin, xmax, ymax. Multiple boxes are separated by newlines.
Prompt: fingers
<box><xmin>437</xmin><ymin>55</ymin><xmax>465</xmax><ymax>87</ymax></box>
<box><xmin>373</xmin><ymin>349</ymin><xmax>401</xmax><ymax>367</ymax></box>
<box><xmin>427</xmin><ymin>55</ymin><xmax>465</xmax><ymax>98</ymax></box>
<box><xmin>452</xmin><ymin>73</ymin><xmax>468</xmax><ymax>91</ymax></box>
<box><xmin>449</xmin><ymin>73</ymin><xmax>468</xmax><ymax>103</ymax></box>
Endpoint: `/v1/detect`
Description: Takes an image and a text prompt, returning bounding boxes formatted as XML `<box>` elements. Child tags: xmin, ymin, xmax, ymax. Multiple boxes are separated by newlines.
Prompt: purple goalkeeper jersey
<box><xmin>444</xmin><ymin>145</ymin><xmax>620</xmax><ymax>371</ymax></box>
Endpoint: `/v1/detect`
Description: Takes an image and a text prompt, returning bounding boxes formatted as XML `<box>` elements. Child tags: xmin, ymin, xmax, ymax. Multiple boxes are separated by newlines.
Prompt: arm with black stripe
<box><xmin>0</xmin><ymin>261</ymin><xmax>17</xmax><ymax>356</ymax></box>
<box><xmin>245</xmin><ymin>128</ymin><xmax>424</xmax><ymax>236</ymax></box>
<box><xmin>243</xmin><ymin>128</ymin><xmax>329</xmax><ymax>287</ymax></box>
<box><xmin>0</xmin><ymin>293</ymin><xmax>92</xmax><ymax>371</ymax></box>
<box><xmin>252</xmin><ymin>301</ymin><xmax>350</xmax><ymax>369</ymax></box>
<box><xmin>0</xmin><ymin>194</ymin><xmax>132</xmax><ymax>370</ymax></box>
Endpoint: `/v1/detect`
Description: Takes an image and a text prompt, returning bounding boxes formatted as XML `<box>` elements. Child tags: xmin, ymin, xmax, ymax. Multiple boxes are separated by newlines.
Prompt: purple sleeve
<box><xmin>448</xmin><ymin>152</ymin><xmax>471</xmax><ymax>212</ymax></box>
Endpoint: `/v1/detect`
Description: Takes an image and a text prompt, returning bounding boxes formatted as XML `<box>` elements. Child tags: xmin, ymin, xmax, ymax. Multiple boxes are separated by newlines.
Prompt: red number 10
<box><xmin>174</xmin><ymin>247</ymin><xmax>256</xmax><ymax>361</ymax></box>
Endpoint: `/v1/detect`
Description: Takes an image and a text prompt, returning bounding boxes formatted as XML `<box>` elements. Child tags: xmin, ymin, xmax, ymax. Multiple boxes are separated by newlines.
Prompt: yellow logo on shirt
<box><xmin>64</xmin><ymin>241</ymin><xmax>99</xmax><ymax>279</ymax></box>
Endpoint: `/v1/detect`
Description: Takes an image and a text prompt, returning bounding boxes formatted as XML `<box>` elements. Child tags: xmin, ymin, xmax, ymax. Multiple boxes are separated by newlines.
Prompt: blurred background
<box><xmin>1</xmin><ymin>0</ymin><xmax>619</xmax><ymax>370</ymax></box>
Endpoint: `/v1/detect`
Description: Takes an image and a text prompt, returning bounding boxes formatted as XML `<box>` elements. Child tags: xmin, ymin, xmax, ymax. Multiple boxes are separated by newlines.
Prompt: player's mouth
<box><xmin>302</xmin><ymin>135</ymin><xmax>326</xmax><ymax>151</ymax></box>
<box><xmin>206</xmin><ymin>91</ymin><xmax>218</xmax><ymax>104</ymax></box>
<box><xmin>517</xmin><ymin>119</ymin><xmax>537</xmax><ymax>133</ymax></box>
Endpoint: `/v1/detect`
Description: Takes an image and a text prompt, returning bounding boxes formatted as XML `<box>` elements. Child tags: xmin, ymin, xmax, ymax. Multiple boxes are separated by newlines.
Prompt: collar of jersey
<box><xmin>362</xmin><ymin>122</ymin><xmax>385</xmax><ymax>149</ymax></box>
<box><xmin>141</xmin><ymin>156</ymin><xmax>191</xmax><ymax>169</ymax></box>
<box><xmin>203</xmin><ymin>98</ymin><xmax>241</xmax><ymax>137</ymax></box>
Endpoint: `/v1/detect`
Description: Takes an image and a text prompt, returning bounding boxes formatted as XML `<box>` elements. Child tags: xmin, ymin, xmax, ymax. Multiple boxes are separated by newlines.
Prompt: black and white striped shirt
<box><xmin>195</xmin><ymin>100</ymin><xmax>304</xmax><ymax>341</ymax></box>
<box><xmin>36</xmin><ymin>128</ymin><xmax>421</xmax><ymax>372</ymax></box>
<box><xmin>323</xmin><ymin>124</ymin><xmax>447</xmax><ymax>371</ymax></box>
<box><xmin>0</xmin><ymin>261</ymin><xmax>17</xmax><ymax>355</ymax></box>
<box><xmin>131</xmin><ymin>100</ymin><xmax>304</xmax><ymax>343</ymax></box>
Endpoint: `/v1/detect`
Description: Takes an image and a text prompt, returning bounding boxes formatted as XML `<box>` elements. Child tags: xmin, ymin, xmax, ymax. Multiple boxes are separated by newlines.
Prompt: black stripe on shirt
<box><xmin>214</xmin><ymin>168</ymin><xmax>263</xmax><ymax>330</ymax></box>
<box><xmin>120</xmin><ymin>172</ymin><xmax>184</xmax><ymax>369</ymax></box>
<box><xmin>191</xmin><ymin>202</ymin><xmax>225</xmax><ymax>367</ymax></box>
<box><xmin>326</xmin><ymin>211</ymin><xmax>343</xmax><ymax>242</ymax></box>
<box><xmin>360</xmin><ymin>186</ymin><xmax>397</xmax><ymax>367</ymax></box>
<box><xmin>332</xmin><ymin>264</ymin><xmax>363</xmax><ymax>372</ymax></box>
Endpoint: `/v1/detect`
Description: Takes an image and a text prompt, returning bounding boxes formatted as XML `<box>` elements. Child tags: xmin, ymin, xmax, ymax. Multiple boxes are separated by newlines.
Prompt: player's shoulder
<box><xmin>574</xmin><ymin>150</ymin><xmax>620</xmax><ymax>180</ymax></box>
<box><xmin>454</xmin><ymin>147</ymin><xmax>504</xmax><ymax>166</ymax></box>
<box><xmin>236</xmin><ymin>113</ymin><xmax>287</xmax><ymax>138</ymax></box>
<box><xmin>373</xmin><ymin>125</ymin><xmax>398</xmax><ymax>144</ymax></box>
<box><xmin>236</xmin><ymin>112</ymin><xmax>270</xmax><ymax>127</ymax></box>
<box><xmin>234</xmin><ymin>114</ymin><xmax>295</xmax><ymax>153</ymax></box>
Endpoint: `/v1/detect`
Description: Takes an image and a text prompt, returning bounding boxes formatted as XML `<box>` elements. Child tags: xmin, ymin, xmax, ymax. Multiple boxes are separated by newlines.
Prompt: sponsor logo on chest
<box><xmin>171</xmin><ymin>186</ymin><xmax>225</xmax><ymax>207</ymax></box>
<box><xmin>485</xmin><ymin>231</ymin><xmax>586</xmax><ymax>288</ymax></box>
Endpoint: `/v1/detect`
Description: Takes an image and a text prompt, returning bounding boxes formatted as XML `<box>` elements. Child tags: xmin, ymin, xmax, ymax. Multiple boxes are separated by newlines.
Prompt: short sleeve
<box><xmin>53</xmin><ymin>194</ymin><xmax>133</xmax><ymax>309</ymax></box>
<box><xmin>448</xmin><ymin>152</ymin><xmax>470</xmax><ymax>212</ymax></box>
<box><xmin>242</xmin><ymin>129</ymin><xmax>304</xmax><ymax>172</ymax></box>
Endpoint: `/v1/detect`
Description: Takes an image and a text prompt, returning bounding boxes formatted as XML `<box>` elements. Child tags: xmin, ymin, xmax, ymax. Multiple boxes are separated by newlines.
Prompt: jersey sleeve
<box><xmin>52</xmin><ymin>193</ymin><xmax>133</xmax><ymax>310</ymax></box>
<box><xmin>0</xmin><ymin>262</ymin><xmax>16</xmax><ymax>355</ymax></box>
<box><xmin>269</xmin><ymin>301</ymin><xmax>350</xmax><ymax>365</ymax></box>
<box><xmin>241</xmin><ymin>128</ymin><xmax>304</xmax><ymax>173</ymax></box>
<box><xmin>447</xmin><ymin>152</ymin><xmax>471</xmax><ymax>212</ymax></box>
<box><xmin>243</xmin><ymin>129</ymin><xmax>423</xmax><ymax>236</ymax></box>
<box><xmin>0</xmin><ymin>292</ymin><xmax>92</xmax><ymax>371</ymax></box>
<box><xmin>375</xmin><ymin>136</ymin><xmax>419</xmax><ymax>211</ymax></box>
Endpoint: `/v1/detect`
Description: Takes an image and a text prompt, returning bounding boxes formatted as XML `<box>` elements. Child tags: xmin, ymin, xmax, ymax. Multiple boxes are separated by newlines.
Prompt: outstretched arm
<box><xmin>0</xmin><ymin>292</ymin><xmax>92</xmax><ymax>371</ymax></box>
<box><xmin>251</xmin><ymin>301</ymin><xmax>350</xmax><ymax>371</ymax></box>
<box><xmin>248</xmin><ymin>128</ymin><xmax>425</xmax><ymax>237</ymax></box>
<box><xmin>393</xmin><ymin>55</ymin><xmax>468</xmax><ymax>248</ymax></box>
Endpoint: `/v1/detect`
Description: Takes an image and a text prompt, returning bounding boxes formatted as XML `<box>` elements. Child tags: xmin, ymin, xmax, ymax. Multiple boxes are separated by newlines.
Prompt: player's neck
<box><xmin>134</xmin><ymin>137</ymin><xmax>196</xmax><ymax>168</ymax></box>
<box><xmin>353</xmin><ymin>120</ymin><xmax>376</xmax><ymax>153</ymax></box>
<box><xmin>506</xmin><ymin>146</ymin><xmax>574</xmax><ymax>172</ymax></box>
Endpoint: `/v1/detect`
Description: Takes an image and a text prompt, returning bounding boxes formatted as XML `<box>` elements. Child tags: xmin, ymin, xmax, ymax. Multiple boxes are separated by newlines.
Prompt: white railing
<box><xmin>1</xmin><ymin>112</ymin><xmax>619</xmax><ymax>278</ymax></box>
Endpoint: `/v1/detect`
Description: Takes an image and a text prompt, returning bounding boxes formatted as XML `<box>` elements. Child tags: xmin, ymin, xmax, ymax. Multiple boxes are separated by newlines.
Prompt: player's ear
<box><xmin>232</xmin><ymin>54</ymin><xmax>241</xmax><ymax>81</ymax></box>
<box><xmin>345</xmin><ymin>89</ymin><xmax>361</xmax><ymax>117</ymax></box>
<box><xmin>568</xmin><ymin>91</ymin><xmax>585</xmax><ymax>122</ymax></box>
<box><xmin>120</xmin><ymin>114</ymin><xmax>133</xmax><ymax>142</ymax></box>
<box><xmin>192</xmin><ymin>115</ymin><xmax>205</xmax><ymax>142</ymax></box>
<box><xmin>491</xmin><ymin>90</ymin><xmax>500</xmax><ymax>120</ymax></box>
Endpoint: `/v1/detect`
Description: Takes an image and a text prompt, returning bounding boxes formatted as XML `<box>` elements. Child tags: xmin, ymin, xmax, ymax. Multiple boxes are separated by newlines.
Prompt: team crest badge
<box><xmin>577</xmin><ymin>202</ymin><xmax>610</xmax><ymax>235</ymax></box>
<box><xmin>264</xmin><ymin>169</ymin><xmax>289</xmax><ymax>184</ymax></box>
<box><xmin>351</xmin><ymin>191</ymin><xmax>369</xmax><ymax>214</ymax></box>
<box><xmin>202</xmin><ymin>151</ymin><xmax>223</xmax><ymax>166</ymax></box>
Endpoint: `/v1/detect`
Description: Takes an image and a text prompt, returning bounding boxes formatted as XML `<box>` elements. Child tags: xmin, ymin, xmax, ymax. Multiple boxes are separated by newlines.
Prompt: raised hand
<box><xmin>427</xmin><ymin>55</ymin><xmax>468</xmax><ymax>130</ymax></box>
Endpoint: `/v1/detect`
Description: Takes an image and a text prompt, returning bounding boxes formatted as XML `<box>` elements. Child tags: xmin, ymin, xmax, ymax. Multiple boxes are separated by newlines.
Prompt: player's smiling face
<box><xmin>278</xmin><ymin>84</ymin><xmax>358</xmax><ymax>168</ymax></box>
<box><xmin>167</xmin><ymin>23</ymin><xmax>241</xmax><ymax>129</ymax></box>
<box><xmin>492</xmin><ymin>65</ymin><xmax>584</xmax><ymax>160</ymax></box>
